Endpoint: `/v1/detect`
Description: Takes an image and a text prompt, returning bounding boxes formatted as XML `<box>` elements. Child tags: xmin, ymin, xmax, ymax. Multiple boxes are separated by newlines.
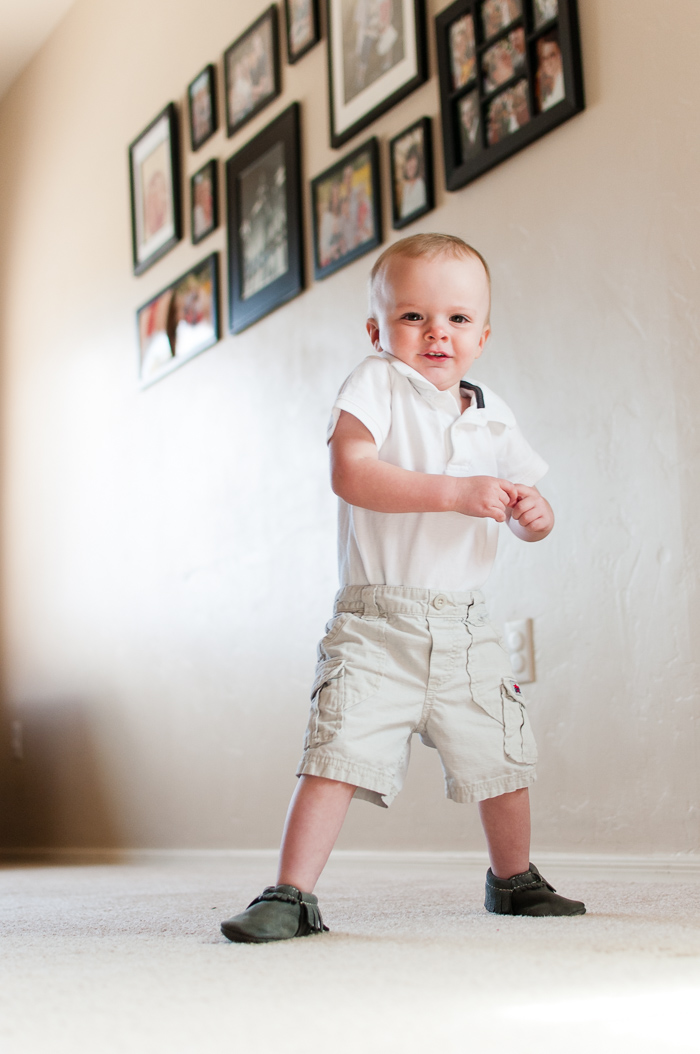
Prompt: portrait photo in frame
<box><xmin>224</xmin><ymin>6</ymin><xmax>281</xmax><ymax>139</ymax></box>
<box><xmin>435</xmin><ymin>0</ymin><xmax>583</xmax><ymax>192</ymax></box>
<box><xmin>311</xmin><ymin>137</ymin><xmax>382</xmax><ymax>279</ymax></box>
<box><xmin>136</xmin><ymin>254</ymin><xmax>220</xmax><ymax>388</ymax></box>
<box><xmin>389</xmin><ymin>116</ymin><xmax>434</xmax><ymax>229</ymax></box>
<box><xmin>285</xmin><ymin>0</ymin><xmax>321</xmax><ymax>63</ymax></box>
<box><xmin>226</xmin><ymin>103</ymin><xmax>304</xmax><ymax>334</ymax></box>
<box><xmin>128</xmin><ymin>103</ymin><xmax>182</xmax><ymax>275</ymax></box>
<box><xmin>190</xmin><ymin>159</ymin><xmax>219</xmax><ymax>245</ymax></box>
<box><xmin>326</xmin><ymin>0</ymin><xmax>427</xmax><ymax>148</ymax></box>
<box><xmin>188</xmin><ymin>64</ymin><xmax>218</xmax><ymax>151</ymax></box>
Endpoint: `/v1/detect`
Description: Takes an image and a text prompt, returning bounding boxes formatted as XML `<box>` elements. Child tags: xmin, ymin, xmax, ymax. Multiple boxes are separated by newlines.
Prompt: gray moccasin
<box><xmin>221</xmin><ymin>884</ymin><xmax>329</xmax><ymax>944</ymax></box>
<box><xmin>485</xmin><ymin>863</ymin><xmax>586</xmax><ymax>916</ymax></box>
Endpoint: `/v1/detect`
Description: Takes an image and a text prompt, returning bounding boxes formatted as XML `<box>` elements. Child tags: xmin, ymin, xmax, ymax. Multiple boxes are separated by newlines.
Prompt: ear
<box><xmin>366</xmin><ymin>317</ymin><xmax>382</xmax><ymax>353</ymax></box>
<box><xmin>474</xmin><ymin>323</ymin><xmax>491</xmax><ymax>359</ymax></box>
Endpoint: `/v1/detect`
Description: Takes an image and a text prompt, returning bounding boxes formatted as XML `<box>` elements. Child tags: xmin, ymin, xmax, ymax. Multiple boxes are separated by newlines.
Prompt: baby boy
<box><xmin>221</xmin><ymin>233</ymin><xmax>585</xmax><ymax>942</ymax></box>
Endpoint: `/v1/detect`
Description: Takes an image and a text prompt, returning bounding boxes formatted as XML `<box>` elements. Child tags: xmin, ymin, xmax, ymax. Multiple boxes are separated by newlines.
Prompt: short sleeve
<box><xmin>327</xmin><ymin>356</ymin><xmax>393</xmax><ymax>448</ymax></box>
<box><xmin>492</xmin><ymin>422</ymin><xmax>548</xmax><ymax>486</ymax></box>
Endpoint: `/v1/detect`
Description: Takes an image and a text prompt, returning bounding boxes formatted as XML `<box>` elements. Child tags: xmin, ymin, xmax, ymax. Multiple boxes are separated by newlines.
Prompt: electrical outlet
<box><xmin>10</xmin><ymin>720</ymin><xmax>23</xmax><ymax>760</ymax></box>
<box><xmin>504</xmin><ymin>618</ymin><xmax>535</xmax><ymax>683</ymax></box>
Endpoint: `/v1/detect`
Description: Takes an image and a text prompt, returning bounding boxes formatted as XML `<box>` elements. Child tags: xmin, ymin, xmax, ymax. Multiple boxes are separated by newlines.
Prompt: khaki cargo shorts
<box><xmin>297</xmin><ymin>585</ymin><xmax>537</xmax><ymax>807</ymax></box>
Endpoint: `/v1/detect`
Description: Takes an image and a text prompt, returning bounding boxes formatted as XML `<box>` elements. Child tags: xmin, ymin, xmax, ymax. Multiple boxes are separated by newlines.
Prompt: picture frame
<box><xmin>136</xmin><ymin>254</ymin><xmax>220</xmax><ymax>388</ymax></box>
<box><xmin>311</xmin><ymin>136</ymin><xmax>382</xmax><ymax>280</ymax></box>
<box><xmin>188</xmin><ymin>64</ymin><xmax>218</xmax><ymax>151</ymax></box>
<box><xmin>285</xmin><ymin>0</ymin><xmax>321</xmax><ymax>63</ymax></box>
<box><xmin>128</xmin><ymin>103</ymin><xmax>182</xmax><ymax>275</ymax></box>
<box><xmin>389</xmin><ymin>116</ymin><xmax>434</xmax><ymax>229</ymax></box>
<box><xmin>224</xmin><ymin>6</ymin><xmax>281</xmax><ymax>139</ymax></box>
<box><xmin>225</xmin><ymin>102</ymin><xmax>304</xmax><ymax>334</ymax></box>
<box><xmin>326</xmin><ymin>0</ymin><xmax>427</xmax><ymax>149</ymax></box>
<box><xmin>435</xmin><ymin>0</ymin><xmax>584</xmax><ymax>192</ymax></box>
<box><xmin>190</xmin><ymin>159</ymin><xmax>219</xmax><ymax>245</ymax></box>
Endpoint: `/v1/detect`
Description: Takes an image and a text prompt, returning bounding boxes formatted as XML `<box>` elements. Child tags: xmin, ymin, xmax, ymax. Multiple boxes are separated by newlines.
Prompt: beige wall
<box><xmin>0</xmin><ymin>0</ymin><xmax>698</xmax><ymax>854</ymax></box>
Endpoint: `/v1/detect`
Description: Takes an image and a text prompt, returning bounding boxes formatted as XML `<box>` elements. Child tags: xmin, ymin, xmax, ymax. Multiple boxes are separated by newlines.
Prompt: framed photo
<box><xmin>311</xmin><ymin>137</ymin><xmax>381</xmax><ymax>280</ymax></box>
<box><xmin>226</xmin><ymin>103</ymin><xmax>304</xmax><ymax>334</ymax></box>
<box><xmin>481</xmin><ymin>27</ymin><xmax>526</xmax><ymax>93</ymax></box>
<box><xmin>224</xmin><ymin>6</ymin><xmax>281</xmax><ymax>138</ymax></box>
<box><xmin>389</xmin><ymin>116</ymin><xmax>434</xmax><ymax>229</ymax></box>
<box><xmin>285</xmin><ymin>0</ymin><xmax>321</xmax><ymax>63</ymax></box>
<box><xmin>449</xmin><ymin>13</ymin><xmax>476</xmax><ymax>90</ymax></box>
<box><xmin>188</xmin><ymin>64</ymin><xmax>218</xmax><ymax>151</ymax></box>
<box><xmin>190</xmin><ymin>159</ymin><xmax>218</xmax><ymax>244</ymax></box>
<box><xmin>128</xmin><ymin>103</ymin><xmax>182</xmax><ymax>275</ymax></box>
<box><xmin>136</xmin><ymin>254</ymin><xmax>220</xmax><ymax>388</ymax></box>
<box><xmin>435</xmin><ymin>0</ymin><xmax>584</xmax><ymax>192</ymax></box>
<box><xmin>533</xmin><ymin>0</ymin><xmax>557</xmax><ymax>28</ymax></box>
<box><xmin>326</xmin><ymin>0</ymin><xmax>427</xmax><ymax>149</ymax></box>
<box><xmin>481</xmin><ymin>0</ymin><xmax>522</xmax><ymax>39</ymax></box>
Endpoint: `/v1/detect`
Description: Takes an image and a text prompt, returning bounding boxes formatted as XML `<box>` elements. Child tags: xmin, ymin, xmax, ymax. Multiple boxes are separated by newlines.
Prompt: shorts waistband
<box><xmin>334</xmin><ymin>585</ymin><xmax>485</xmax><ymax>618</ymax></box>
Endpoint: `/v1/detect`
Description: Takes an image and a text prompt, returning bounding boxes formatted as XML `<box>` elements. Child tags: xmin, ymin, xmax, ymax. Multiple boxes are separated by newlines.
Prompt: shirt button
<box><xmin>433</xmin><ymin>595</ymin><xmax>446</xmax><ymax>609</ymax></box>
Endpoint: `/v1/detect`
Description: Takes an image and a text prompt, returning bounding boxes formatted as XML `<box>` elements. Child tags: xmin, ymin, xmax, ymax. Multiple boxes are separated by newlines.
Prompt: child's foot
<box><xmin>484</xmin><ymin>863</ymin><xmax>586</xmax><ymax>916</ymax></box>
<box><xmin>220</xmin><ymin>884</ymin><xmax>329</xmax><ymax>943</ymax></box>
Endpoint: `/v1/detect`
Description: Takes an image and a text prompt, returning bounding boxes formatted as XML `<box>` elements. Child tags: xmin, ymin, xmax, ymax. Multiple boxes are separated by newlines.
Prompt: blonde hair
<box><xmin>369</xmin><ymin>233</ymin><xmax>491</xmax><ymax>322</ymax></box>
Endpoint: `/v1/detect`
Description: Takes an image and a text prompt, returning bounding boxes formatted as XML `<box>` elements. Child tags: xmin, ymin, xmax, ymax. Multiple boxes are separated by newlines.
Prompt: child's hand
<box><xmin>508</xmin><ymin>485</ymin><xmax>554</xmax><ymax>538</ymax></box>
<box><xmin>453</xmin><ymin>476</ymin><xmax>519</xmax><ymax>521</ymax></box>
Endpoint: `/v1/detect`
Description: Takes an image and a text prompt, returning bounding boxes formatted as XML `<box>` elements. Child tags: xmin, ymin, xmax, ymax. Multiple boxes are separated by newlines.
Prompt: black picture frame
<box><xmin>311</xmin><ymin>137</ymin><xmax>382</xmax><ymax>280</ymax></box>
<box><xmin>389</xmin><ymin>116</ymin><xmax>434</xmax><ymax>229</ymax></box>
<box><xmin>226</xmin><ymin>102</ymin><xmax>304</xmax><ymax>334</ymax></box>
<box><xmin>436</xmin><ymin>0</ymin><xmax>584</xmax><ymax>192</ymax></box>
<box><xmin>285</xmin><ymin>0</ymin><xmax>321</xmax><ymax>63</ymax></box>
<box><xmin>224</xmin><ymin>6</ymin><xmax>282</xmax><ymax>139</ymax></box>
<box><xmin>190</xmin><ymin>159</ymin><xmax>219</xmax><ymax>245</ymax></box>
<box><xmin>326</xmin><ymin>0</ymin><xmax>427</xmax><ymax>149</ymax></box>
<box><xmin>188</xmin><ymin>64</ymin><xmax>218</xmax><ymax>151</ymax></box>
<box><xmin>128</xmin><ymin>103</ymin><xmax>182</xmax><ymax>276</ymax></box>
<box><xmin>136</xmin><ymin>253</ymin><xmax>220</xmax><ymax>389</ymax></box>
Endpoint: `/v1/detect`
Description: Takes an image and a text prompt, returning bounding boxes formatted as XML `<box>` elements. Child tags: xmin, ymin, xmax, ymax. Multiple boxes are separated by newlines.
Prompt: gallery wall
<box><xmin>0</xmin><ymin>0</ymin><xmax>698</xmax><ymax>855</ymax></box>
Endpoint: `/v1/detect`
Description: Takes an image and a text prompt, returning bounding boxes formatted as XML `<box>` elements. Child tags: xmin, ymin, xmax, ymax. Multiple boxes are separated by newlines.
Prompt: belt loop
<box><xmin>361</xmin><ymin>585</ymin><xmax>380</xmax><ymax>618</ymax></box>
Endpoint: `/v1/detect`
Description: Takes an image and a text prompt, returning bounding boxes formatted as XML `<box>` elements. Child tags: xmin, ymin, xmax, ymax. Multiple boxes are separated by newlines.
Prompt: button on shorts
<box><xmin>297</xmin><ymin>585</ymin><xmax>537</xmax><ymax>807</ymax></box>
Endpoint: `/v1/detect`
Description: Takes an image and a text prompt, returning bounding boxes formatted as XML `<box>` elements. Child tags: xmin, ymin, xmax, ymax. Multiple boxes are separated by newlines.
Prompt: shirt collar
<box><xmin>381</xmin><ymin>351</ymin><xmax>515</xmax><ymax>427</ymax></box>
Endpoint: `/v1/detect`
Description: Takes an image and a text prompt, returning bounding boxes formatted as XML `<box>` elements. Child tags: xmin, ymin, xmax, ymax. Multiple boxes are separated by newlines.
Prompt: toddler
<box><xmin>221</xmin><ymin>234</ymin><xmax>585</xmax><ymax>942</ymax></box>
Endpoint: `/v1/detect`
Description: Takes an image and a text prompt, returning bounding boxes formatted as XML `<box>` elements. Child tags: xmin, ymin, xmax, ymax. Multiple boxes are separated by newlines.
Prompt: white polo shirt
<box><xmin>328</xmin><ymin>352</ymin><xmax>548</xmax><ymax>591</ymax></box>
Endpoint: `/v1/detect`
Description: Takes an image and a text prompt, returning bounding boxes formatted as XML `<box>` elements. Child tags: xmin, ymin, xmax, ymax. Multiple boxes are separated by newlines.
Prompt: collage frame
<box><xmin>435</xmin><ymin>0</ymin><xmax>584</xmax><ymax>191</ymax></box>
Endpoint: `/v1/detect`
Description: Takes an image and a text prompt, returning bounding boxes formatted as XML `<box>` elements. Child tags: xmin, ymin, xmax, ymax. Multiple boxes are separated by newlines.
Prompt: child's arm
<box><xmin>506</xmin><ymin>484</ymin><xmax>554</xmax><ymax>542</ymax></box>
<box><xmin>330</xmin><ymin>410</ymin><xmax>518</xmax><ymax>521</ymax></box>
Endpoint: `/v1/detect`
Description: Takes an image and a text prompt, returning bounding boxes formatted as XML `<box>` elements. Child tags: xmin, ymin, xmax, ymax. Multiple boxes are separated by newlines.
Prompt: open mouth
<box><xmin>425</xmin><ymin>351</ymin><xmax>448</xmax><ymax>359</ymax></box>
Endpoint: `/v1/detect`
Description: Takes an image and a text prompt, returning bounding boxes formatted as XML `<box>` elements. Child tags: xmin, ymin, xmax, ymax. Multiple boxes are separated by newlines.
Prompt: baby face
<box><xmin>367</xmin><ymin>253</ymin><xmax>491</xmax><ymax>391</ymax></box>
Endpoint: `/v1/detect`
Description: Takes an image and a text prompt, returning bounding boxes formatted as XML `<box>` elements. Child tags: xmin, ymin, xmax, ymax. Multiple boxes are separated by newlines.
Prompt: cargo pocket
<box><xmin>501</xmin><ymin>678</ymin><xmax>538</xmax><ymax>764</ymax></box>
<box><xmin>304</xmin><ymin>657</ymin><xmax>346</xmax><ymax>750</ymax></box>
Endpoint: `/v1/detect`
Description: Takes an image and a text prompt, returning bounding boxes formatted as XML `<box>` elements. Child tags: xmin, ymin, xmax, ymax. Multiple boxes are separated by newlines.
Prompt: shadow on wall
<box><xmin>0</xmin><ymin>698</ymin><xmax>121</xmax><ymax>854</ymax></box>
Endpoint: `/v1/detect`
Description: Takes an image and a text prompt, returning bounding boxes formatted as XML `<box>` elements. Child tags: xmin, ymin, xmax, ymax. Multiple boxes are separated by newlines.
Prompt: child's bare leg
<box><xmin>276</xmin><ymin>774</ymin><xmax>357</xmax><ymax>891</ymax></box>
<box><xmin>478</xmin><ymin>786</ymin><xmax>530</xmax><ymax>878</ymax></box>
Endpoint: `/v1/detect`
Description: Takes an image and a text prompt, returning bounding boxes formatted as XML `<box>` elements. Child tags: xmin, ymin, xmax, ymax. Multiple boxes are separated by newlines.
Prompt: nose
<box><xmin>425</xmin><ymin>325</ymin><xmax>448</xmax><ymax>342</ymax></box>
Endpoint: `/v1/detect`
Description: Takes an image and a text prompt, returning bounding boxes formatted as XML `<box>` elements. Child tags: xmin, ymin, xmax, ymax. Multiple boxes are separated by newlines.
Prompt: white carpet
<box><xmin>1</xmin><ymin>853</ymin><xmax>699</xmax><ymax>1054</ymax></box>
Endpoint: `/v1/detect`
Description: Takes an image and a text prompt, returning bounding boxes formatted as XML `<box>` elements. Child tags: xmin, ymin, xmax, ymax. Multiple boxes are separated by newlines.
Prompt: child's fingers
<box><xmin>511</xmin><ymin>497</ymin><xmax>535</xmax><ymax>519</ymax></box>
<box><xmin>500</xmin><ymin>480</ymin><xmax>520</xmax><ymax>506</ymax></box>
<box><xmin>512</xmin><ymin>498</ymin><xmax>544</xmax><ymax>526</ymax></box>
